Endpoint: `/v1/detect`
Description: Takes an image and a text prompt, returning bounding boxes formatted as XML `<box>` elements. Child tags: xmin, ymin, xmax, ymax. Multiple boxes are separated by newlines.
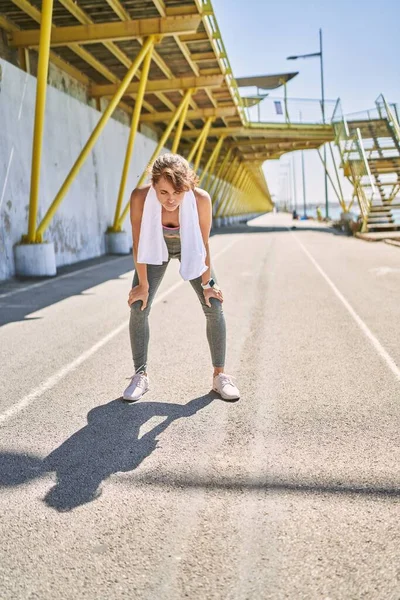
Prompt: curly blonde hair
<box><xmin>150</xmin><ymin>153</ymin><xmax>199</xmax><ymax>192</ymax></box>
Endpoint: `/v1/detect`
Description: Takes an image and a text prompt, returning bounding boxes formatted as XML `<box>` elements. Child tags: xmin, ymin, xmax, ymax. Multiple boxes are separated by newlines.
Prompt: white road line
<box><xmin>292</xmin><ymin>232</ymin><xmax>400</xmax><ymax>384</ymax></box>
<box><xmin>0</xmin><ymin>255</ymin><xmax>131</xmax><ymax>299</ymax></box>
<box><xmin>0</xmin><ymin>239</ymin><xmax>237</xmax><ymax>424</ymax></box>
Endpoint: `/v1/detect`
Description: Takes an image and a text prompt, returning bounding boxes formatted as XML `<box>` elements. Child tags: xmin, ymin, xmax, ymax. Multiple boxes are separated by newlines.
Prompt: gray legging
<box><xmin>129</xmin><ymin>235</ymin><xmax>226</xmax><ymax>373</ymax></box>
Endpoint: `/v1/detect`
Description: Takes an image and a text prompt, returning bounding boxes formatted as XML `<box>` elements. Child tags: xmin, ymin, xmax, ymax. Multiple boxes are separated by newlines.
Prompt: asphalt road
<box><xmin>0</xmin><ymin>213</ymin><xmax>399</xmax><ymax>600</ymax></box>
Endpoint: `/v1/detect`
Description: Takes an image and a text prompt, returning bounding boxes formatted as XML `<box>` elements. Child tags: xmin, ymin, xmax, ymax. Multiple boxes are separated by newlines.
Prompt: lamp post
<box><xmin>287</xmin><ymin>28</ymin><xmax>329</xmax><ymax>219</ymax></box>
<box><xmin>299</xmin><ymin>112</ymin><xmax>307</xmax><ymax>218</ymax></box>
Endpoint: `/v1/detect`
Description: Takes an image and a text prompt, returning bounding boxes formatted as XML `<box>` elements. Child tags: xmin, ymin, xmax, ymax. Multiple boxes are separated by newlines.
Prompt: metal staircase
<box><xmin>332</xmin><ymin>95</ymin><xmax>400</xmax><ymax>233</ymax></box>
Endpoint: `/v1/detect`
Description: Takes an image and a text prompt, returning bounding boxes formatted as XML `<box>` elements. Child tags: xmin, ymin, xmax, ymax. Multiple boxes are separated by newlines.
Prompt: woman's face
<box><xmin>154</xmin><ymin>175</ymin><xmax>186</xmax><ymax>212</ymax></box>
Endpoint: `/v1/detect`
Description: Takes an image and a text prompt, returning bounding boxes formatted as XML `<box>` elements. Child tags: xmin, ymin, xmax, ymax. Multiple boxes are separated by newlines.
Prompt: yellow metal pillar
<box><xmin>18</xmin><ymin>48</ymin><xmax>31</xmax><ymax>73</ymax></box>
<box><xmin>231</xmin><ymin>167</ymin><xmax>248</xmax><ymax>214</ymax></box>
<box><xmin>187</xmin><ymin>128</ymin><xmax>206</xmax><ymax>163</ymax></box>
<box><xmin>111</xmin><ymin>44</ymin><xmax>154</xmax><ymax>232</ymax></box>
<box><xmin>221</xmin><ymin>163</ymin><xmax>244</xmax><ymax>216</ymax></box>
<box><xmin>118</xmin><ymin>88</ymin><xmax>194</xmax><ymax>226</ymax></box>
<box><xmin>25</xmin><ymin>0</ymin><xmax>54</xmax><ymax>243</ymax></box>
<box><xmin>210</xmin><ymin>149</ymin><xmax>232</xmax><ymax>207</ymax></box>
<box><xmin>36</xmin><ymin>36</ymin><xmax>156</xmax><ymax>241</ymax></box>
<box><xmin>203</xmin><ymin>138</ymin><xmax>224</xmax><ymax>190</ymax></box>
<box><xmin>215</xmin><ymin>157</ymin><xmax>239</xmax><ymax>217</ymax></box>
<box><xmin>194</xmin><ymin>117</ymin><xmax>213</xmax><ymax>172</ymax></box>
<box><xmin>199</xmin><ymin>135</ymin><xmax>224</xmax><ymax>187</ymax></box>
<box><xmin>171</xmin><ymin>89</ymin><xmax>193</xmax><ymax>154</ymax></box>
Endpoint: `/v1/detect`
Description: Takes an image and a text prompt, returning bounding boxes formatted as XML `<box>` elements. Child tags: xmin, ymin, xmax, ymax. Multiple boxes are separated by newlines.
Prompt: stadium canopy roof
<box><xmin>0</xmin><ymin>0</ymin><xmax>333</xmax><ymax>195</ymax></box>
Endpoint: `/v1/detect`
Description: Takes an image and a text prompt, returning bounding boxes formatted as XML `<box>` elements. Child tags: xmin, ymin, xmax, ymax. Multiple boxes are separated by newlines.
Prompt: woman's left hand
<box><xmin>203</xmin><ymin>285</ymin><xmax>223</xmax><ymax>307</ymax></box>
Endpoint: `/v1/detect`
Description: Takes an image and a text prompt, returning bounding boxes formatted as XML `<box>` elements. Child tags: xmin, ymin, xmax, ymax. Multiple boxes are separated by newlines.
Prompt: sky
<box><xmin>211</xmin><ymin>0</ymin><xmax>400</xmax><ymax>212</ymax></box>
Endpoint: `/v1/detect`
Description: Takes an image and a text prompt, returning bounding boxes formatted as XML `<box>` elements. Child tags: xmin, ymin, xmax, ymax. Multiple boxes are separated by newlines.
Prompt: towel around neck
<box><xmin>137</xmin><ymin>186</ymin><xmax>208</xmax><ymax>281</ymax></box>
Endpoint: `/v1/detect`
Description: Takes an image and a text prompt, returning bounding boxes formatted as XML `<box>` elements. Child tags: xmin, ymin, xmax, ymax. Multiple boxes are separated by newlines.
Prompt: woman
<box><xmin>124</xmin><ymin>153</ymin><xmax>240</xmax><ymax>402</ymax></box>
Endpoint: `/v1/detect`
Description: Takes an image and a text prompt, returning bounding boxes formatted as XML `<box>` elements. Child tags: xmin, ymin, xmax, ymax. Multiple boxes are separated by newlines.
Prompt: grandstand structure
<box><xmin>0</xmin><ymin>0</ymin><xmax>334</xmax><ymax>257</ymax></box>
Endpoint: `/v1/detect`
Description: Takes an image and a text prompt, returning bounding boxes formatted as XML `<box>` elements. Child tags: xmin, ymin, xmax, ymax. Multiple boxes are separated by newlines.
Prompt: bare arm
<box><xmin>130</xmin><ymin>186</ymin><xmax>149</xmax><ymax>289</ymax></box>
<box><xmin>128</xmin><ymin>186</ymin><xmax>151</xmax><ymax>310</ymax></box>
<box><xmin>195</xmin><ymin>187</ymin><xmax>213</xmax><ymax>285</ymax></box>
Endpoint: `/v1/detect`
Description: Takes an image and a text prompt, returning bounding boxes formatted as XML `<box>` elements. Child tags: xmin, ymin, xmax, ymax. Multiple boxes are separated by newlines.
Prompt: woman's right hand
<box><xmin>128</xmin><ymin>284</ymin><xmax>149</xmax><ymax>311</ymax></box>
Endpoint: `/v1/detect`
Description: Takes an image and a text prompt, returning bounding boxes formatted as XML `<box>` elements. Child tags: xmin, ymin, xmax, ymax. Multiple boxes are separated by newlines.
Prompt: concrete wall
<box><xmin>0</xmin><ymin>58</ymin><xmax>160</xmax><ymax>281</ymax></box>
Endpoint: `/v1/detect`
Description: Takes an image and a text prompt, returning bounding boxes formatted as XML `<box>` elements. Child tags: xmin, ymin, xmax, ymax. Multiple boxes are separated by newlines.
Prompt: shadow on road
<box><xmin>0</xmin><ymin>254</ymin><xmax>134</xmax><ymax>328</ymax></box>
<box><xmin>1</xmin><ymin>385</ymin><xmax>398</xmax><ymax>511</ymax></box>
<box><xmin>0</xmin><ymin>393</ymin><xmax>216</xmax><ymax>511</ymax></box>
<box><xmin>122</xmin><ymin>473</ymin><xmax>399</xmax><ymax>499</ymax></box>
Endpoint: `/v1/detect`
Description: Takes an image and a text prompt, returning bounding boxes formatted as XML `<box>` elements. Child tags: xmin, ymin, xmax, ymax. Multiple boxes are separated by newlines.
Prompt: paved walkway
<box><xmin>0</xmin><ymin>213</ymin><xmax>399</xmax><ymax>599</ymax></box>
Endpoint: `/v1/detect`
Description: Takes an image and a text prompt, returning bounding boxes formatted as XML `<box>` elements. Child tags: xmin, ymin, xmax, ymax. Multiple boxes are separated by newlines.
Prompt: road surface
<box><xmin>0</xmin><ymin>213</ymin><xmax>399</xmax><ymax>599</ymax></box>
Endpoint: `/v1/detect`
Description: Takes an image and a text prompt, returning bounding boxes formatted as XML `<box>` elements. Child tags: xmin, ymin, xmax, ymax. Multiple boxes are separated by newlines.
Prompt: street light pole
<box><xmin>300</xmin><ymin>111</ymin><xmax>307</xmax><ymax>218</ymax></box>
<box><xmin>301</xmin><ymin>150</ymin><xmax>307</xmax><ymax>218</ymax></box>
<box><xmin>292</xmin><ymin>153</ymin><xmax>297</xmax><ymax>212</ymax></box>
<box><xmin>319</xmin><ymin>29</ymin><xmax>329</xmax><ymax>219</ymax></box>
<box><xmin>287</xmin><ymin>28</ymin><xmax>329</xmax><ymax>219</ymax></box>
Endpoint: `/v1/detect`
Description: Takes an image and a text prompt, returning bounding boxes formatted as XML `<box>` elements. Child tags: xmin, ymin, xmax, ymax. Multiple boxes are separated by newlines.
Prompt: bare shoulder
<box><xmin>130</xmin><ymin>184</ymin><xmax>150</xmax><ymax>225</ymax></box>
<box><xmin>130</xmin><ymin>184</ymin><xmax>150</xmax><ymax>205</ymax></box>
<box><xmin>194</xmin><ymin>186</ymin><xmax>212</xmax><ymax>208</ymax></box>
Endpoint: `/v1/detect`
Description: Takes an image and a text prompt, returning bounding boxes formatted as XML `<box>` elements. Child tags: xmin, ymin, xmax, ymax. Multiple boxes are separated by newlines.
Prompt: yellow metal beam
<box><xmin>171</xmin><ymin>89</ymin><xmax>193</xmax><ymax>153</ymax></box>
<box><xmin>194</xmin><ymin>117</ymin><xmax>213</xmax><ymax>172</ymax></box>
<box><xmin>25</xmin><ymin>0</ymin><xmax>53</xmax><ymax>243</ymax></box>
<box><xmin>180</xmin><ymin>33</ymin><xmax>209</xmax><ymax>42</ymax></box>
<box><xmin>57</xmin><ymin>0</ymin><xmax>196</xmax><ymax>121</ymax></box>
<box><xmin>199</xmin><ymin>136</ymin><xmax>225</xmax><ymax>187</ymax></box>
<box><xmin>0</xmin><ymin>14</ymin><xmax>90</xmax><ymax>86</ymax></box>
<box><xmin>181</xmin><ymin>125</ymin><xmax>334</xmax><ymax>140</ymax></box>
<box><xmin>187</xmin><ymin>128</ymin><xmax>207</xmax><ymax>163</ymax></box>
<box><xmin>215</xmin><ymin>155</ymin><xmax>239</xmax><ymax>216</ymax></box>
<box><xmin>112</xmin><ymin>45</ymin><xmax>154</xmax><ymax>232</ymax></box>
<box><xmin>104</xmin><ymin>0</ymin><xmax>130</xmax><ymax>20</ymax></box>
<box><xmin>151</xmin><ymin>0</ymin><xmax>167</xmax><ymax>17</ymax></box>
<box><xmin>10</xmin><ymin>16</ymin><xmax>202</xmax><ymax>48</ymax></box>
<box><xmin>141</xmin><ymin>107</ymin><xmax>237</xmax><ymax>123</ymax></box>
<box><xmin>218</xmin><ymin>162</ymin><xmax>243</xmax><ymax>217</ymax></box>
<box><xmin>90</xmin><ymin>75</ymin><xmax>224</xmax><ymax>98</ymax></box>
<box><xmin>18</xmin><ymin>47</ymin><xmax>31</xmax><ymax>73</ymax></box>
<box><xmin>36</xmin><ymin>37</ymin><xmax>155</xmax><ymax>240</ymax></box>
<box><xmin>209</xmin><ymin>148</ymin><xmax>232</xmax><ymax>201</ymax></box>
<box><xmin>166</xmin><ymin>4</ymin><xmax>213</xmax><ymax>16</ymax></box>
<box><xmin>118</xmin><ymin>89</ymin><xmax>194</xmax><ymax>226</ymax></box>
<box><xmin>199</xmin><ymin>137</ymin><xmax>224</xmax><ymax>186</ymax></box>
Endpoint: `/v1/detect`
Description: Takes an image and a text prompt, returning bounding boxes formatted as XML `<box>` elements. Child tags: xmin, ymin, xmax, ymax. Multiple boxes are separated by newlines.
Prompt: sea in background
<box><xmin>279</xmin><ymin>204</ymin><xmax>360</xmax><ymax>222</ymax></box>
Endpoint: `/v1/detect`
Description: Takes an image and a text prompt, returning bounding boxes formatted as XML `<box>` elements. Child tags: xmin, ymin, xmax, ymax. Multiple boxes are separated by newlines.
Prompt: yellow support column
<box><xmin>221</xmin><ymin>164</ymin><xmax>244</xmax><ymax>217</ymax></box>
<box><xmin>171</xmin><ymin>89</ymin><xmax>193</xmax><ymax>154</ymax></box>
<box><xmin>118</xmin><ymin>88</ymin><xmax>194</xmax><ymax>226</ymax></box>
<box><xmin>187</xmin><ymin>127</ymin><xmax>206</xmax><ymax>163</ymax></box>
<box><xmin>209</xmin><ymin>148</ymin><xmax>232</xmax><ymax>201</ymax></box>
<box><xmin>36</xmin><ymin>36</ymin><xmax>156</xmax><ymax>240</ymax></box>
<box><xmin>111</xmin><ymin>44</ymin><xmax>154</xmax><ymax>232</ymax></box>
<box><xmin>215</xmin><ymin>157</ymin><xmax>239</xmax><ymax>218</ymax></box>
<box><xmin>25</xmin><ymin>0</ymin><xmax>54</xmax><ymax>243</ymax></box>
<box><xmin>203</xmin><ymin>140</ymin><xmax>223</xmax><ymax>190</ymax></box>
<box><xmin>194</xmin><ymin>116</ymin><xmax>213</xmax><ymax>172</ymax></box>
<box><xmin>198</xmin><ymin>135</ymin><xmax>224</xmax><ymax>187</ymax></box>
<box><xmin>231</xmin><ymin>168</ymin><xmax>248</xmax><ymax>215</ymax></box>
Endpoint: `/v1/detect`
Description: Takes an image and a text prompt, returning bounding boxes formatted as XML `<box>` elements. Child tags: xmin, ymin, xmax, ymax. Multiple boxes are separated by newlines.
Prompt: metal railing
<box><xmin>194</xmin><ymin>0</ymin><xmax>247</xmax><ymax>125</ymax></box>
<box><xmin>332</xmin><ymin>98</ymin><xmax>377</xmax><ymax>229</ymax></box>
<box><xmin>243</xmin><ymin>95</ymin><xmax>337</xmax><ymax>125</ymax></box>
<box><xmin>376</xmin><ymin>94</ymin><xmax>400</xmax><ymax>147</ymax></box>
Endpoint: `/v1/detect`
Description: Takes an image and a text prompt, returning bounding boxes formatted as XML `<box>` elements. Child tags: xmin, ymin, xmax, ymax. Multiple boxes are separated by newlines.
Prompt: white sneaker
<box><xmin>123</xmin><ymin>372</ymin><xmax>149</xmax><ymax>402</ymax></box>
<box><xmin>213</xmin><ymin>373</ymin><xmax>240</xmax><ymax>401</ymax></box>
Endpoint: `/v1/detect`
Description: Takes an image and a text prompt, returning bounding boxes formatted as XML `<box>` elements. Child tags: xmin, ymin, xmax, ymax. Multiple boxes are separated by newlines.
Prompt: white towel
<box><xmin>137</xmin><ymin>186</ymin><xmax>208</xmax><ymax>281</ymax></box>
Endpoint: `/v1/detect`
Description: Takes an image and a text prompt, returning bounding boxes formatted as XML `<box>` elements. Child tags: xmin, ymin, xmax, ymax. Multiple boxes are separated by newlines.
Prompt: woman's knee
<box><xmin>203</xmin><ymin>298</ymin><xmax>224</xmax><ymax>318</ymax></box>
<box><xmin>130</xmin><ymin>300</ymin><xmax>150</xmax><ymax>320</ymax></box>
